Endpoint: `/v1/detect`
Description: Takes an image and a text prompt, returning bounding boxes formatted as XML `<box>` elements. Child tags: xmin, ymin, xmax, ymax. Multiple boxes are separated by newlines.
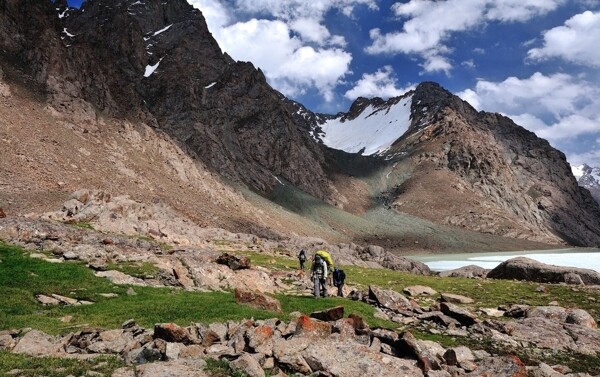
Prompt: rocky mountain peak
<box><xmin>572</xmin><ymin>163</ymin><xmax>600</xmax><ymax>205</ymax></box>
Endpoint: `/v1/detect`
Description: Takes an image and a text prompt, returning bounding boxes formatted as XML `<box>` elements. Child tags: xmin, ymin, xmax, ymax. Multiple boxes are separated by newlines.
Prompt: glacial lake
<box><xmin>407</xmin><ymin>248</ymin><xmax>600</xmax><ymax>273</ymax></box>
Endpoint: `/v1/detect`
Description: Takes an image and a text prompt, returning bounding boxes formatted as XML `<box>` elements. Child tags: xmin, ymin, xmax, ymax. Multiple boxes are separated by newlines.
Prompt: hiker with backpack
<box><xmin>298</xmin><ymin>248</ymin><xmax>307</xmax><ymax>270</ymax></box>
<box><xmin>315</xmin><ymin>249</ymin><xmax>334</xmax><ymax>285</ymax></box>
<box><xmin>310</xmin><ymin>254</ymin><xmax>327</xmax><ymax>297</ymax></box>
<box><xmin>332</xmin><ymin>267</ymin><xmax>346</xmax><ymax>297</ymax></box>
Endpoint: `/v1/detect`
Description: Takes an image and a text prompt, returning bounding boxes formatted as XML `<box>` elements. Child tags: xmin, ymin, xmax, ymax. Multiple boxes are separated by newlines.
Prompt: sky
<box><xmin>66</xmin><ymin>0</ymin><xmax>600</xmax><ymax>167</ymax></box>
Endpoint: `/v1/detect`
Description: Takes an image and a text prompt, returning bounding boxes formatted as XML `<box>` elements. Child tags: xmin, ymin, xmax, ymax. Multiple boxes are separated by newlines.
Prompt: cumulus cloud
<box><xmin>211</xmin><ymin>18</ymin><xmax>351</xmax><ymax>100</ymax></box>
<box><xmin>457</xmin><ymin>72</ymin><xmax>600</xmax><ymax>144</ymax></box>
<box><xmin>187</xmin><ymin>0</ymin><xmax>230</xmax><ymax>32</ymax></box>
<box><xmin>344</xmin><ymin>66</ymin><xmax>415</xmax><ymax>100</ymax></box>
<box><xmin>365</xmin><ymin>0</ymin><xmax>565</xmax><ymax>73</ymax></box>
<box><xmin>189</xmin><ymin>0</ymin><xmax>377</xmax><ymax>103</ymax></box>
<box><xmin>231</xmin><ymin>0</ymin><xmax>379</xmax><ymax>20</ymax></box>
<box><xmin>527</xmin><ymin>11</ymin><xmax>600</xmax><ymax>67</ymax></box>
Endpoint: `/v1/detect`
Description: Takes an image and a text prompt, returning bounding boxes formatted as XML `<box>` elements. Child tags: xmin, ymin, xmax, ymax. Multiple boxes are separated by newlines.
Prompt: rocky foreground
<box><xmin>2</xmin><ymin>285</ymin><xmax>600</xmax><ymax>376</ymax></box>
<box><xmin>1</xmin><ymin>192</ymin><xmax>600</xmax><ymax>376</ymax></box>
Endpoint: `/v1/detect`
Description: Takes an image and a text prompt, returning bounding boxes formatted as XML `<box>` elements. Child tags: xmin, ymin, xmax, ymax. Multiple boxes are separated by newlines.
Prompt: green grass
<box><xmin>67</xmin><ymin>222</ymin><xmax>94</xmax><ymax>230</ymax></box>
<box><xmin>106</xmin><ymin>261</ymin><xmax>160</xmax><ymax>279</ymax></box>
<box><xmin>204</xmin><ymin>358</ymin><xmax>247</xmax><ymax>377</ymax></box>
<box><xmin>0</xmin><ymin>243</ymin><xmax>392</xmax><ymax>335</ymax></box>
<box><xmin>2</xmin><ymin>242</ymin><xmax>600</xmax><ymax>375</ymax></box>
<box><xmin>236</xmin><ymin>250</ymin><xmax>600</xmax><ymax>315</ymax></box>
<box><xmin>0</xmin><ymin>351</ymin><xmax>125</xmax><ymax>377</ymax></box>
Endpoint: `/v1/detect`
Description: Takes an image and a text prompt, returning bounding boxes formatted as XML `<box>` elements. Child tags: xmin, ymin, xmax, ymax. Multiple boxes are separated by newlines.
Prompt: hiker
<box><xmin>315</xmin><ymin>249</ymin><xmax>334</xmax><ymax>284</ymax></box>
<box><xmin>310</xmin><ymin>254</ymin><xmax>327</xmax><ymax>297</ymax></box>
<box><xmin>332</xmin><ymin>267</ymin><xmax>346</xmax><ymax>297</ymax></box>
<box><xmin>298</xmin><ymin>248</ymin><xmax>307</xmax><ymax>270</ymax></box>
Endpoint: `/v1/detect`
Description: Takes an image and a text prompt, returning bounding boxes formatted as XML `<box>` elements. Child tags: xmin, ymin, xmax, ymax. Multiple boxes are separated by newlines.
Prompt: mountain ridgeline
<box><xmin>1</xmin><ymin>0</ymin><xmax>600</xmax><ymax>249</ymax></box>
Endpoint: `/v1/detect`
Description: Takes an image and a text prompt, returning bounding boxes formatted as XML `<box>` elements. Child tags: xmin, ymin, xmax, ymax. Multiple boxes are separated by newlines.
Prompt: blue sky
<box><xmin>66</xmin><ymin>0</ymin><xmax>600</xmax><ymax>167</ymax></box>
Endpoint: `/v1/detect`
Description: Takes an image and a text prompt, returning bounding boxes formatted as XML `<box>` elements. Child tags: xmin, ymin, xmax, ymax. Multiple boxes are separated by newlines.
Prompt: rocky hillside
<box><xmin>316</xmin><ymin>83</ymin><xmax>600</xmax><ymax>246</ymax></box>
<box><xmin>1</xmin><ymin>0</ymin><xmax>599</xmax><ymax>250</ymax></box>
<box><xmin>0</xmin><ymin>0</ymin><xmax>342</xmax><ymax>204</ymax></box>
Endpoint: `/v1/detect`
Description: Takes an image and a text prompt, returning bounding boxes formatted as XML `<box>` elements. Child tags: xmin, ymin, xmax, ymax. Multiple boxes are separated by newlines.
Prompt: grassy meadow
<box><xmin>1</xmin><ymin>242</ymin><xmax>600</xmax><ymax>375</ymax></box>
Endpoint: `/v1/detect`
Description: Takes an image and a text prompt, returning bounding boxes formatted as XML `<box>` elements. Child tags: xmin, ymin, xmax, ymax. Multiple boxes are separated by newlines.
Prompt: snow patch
<box><xmin>152</xmin><ymin>24</ymin><xmax>173</xmax><ymax>37</ymax></box>
<box><xmin>62</xmin><ymin>28</ymin><xmax>75</xmax><ymax>38</ymax></box>
<box><xmin>205</xmin><ymin>82</ymin><xmax>217</xmax><ymax>89</ymax></box>
<box><xmin>144</xmin><ymin>57</ymin><xmax>164</xmax><ymax>78</ymax></box>
<box><xmin>319</xmin><ymin>96</ymin><xmax>412</xmax><ymax>156</ymax></box>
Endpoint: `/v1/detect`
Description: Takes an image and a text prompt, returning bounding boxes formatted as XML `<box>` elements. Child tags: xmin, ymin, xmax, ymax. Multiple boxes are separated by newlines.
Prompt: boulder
<box><xmin>294</xmin><ymin>315</ymin><xmax>332</xmax><ymax>338</ymax></box>
<box><xmin>234</xmin><ymin>288</ymin><xmax>282</xmax><ymax>312</ymax></box>
<box><xmin>12</xmin><ymin>330</ymin><xmax>59</xmax><ymax>357</ymax></box>
<box><xmin>216</xmin><ymin>253</ymin><xmax>251</xmax><ymax>270</ymax></box>
<box><xmin>230</xmin><ymin>353</ymin><xmax>265</xmax><ymax>377</ymax></box>
<box><xmin>438</xmin><ymin>265</ymin><xmax>488</xmax><ymax>278</ymax></box>
<box><xmin>440</xmin><ymin>302</ymin><xmax>478</xmax><ymax>326</ymax></box>
<box><xmin>154</xmin><ymin>323</ymin><xmax>191</xmax><ymax>344</ymax></box>
<box><xmin>565</xmin><ymin>309</ymin><xmax>597</xmax><ymax>329</ymax></box>
<box><xmin>525</xmin><ymin>306</ymin><xmax>568</xmax><ymax>323</ymax></box>
<box><xmin>396</xmin><ymin>331</ymin><xmax>444</xmax><ymax>372</ymax></box>
<box><xmin>310</xmin><ymin>306</ymin><xmax>344</xmax><ymax>322</ymax></box>
<box><xmin>443</xmin><ymin>346</ymin><xmax>476</xmax><ymax>371</ymax></box>
<box><xmin>301</xmin><ymin>338</ymin><xmax>424</xmax><ymax>377</ymax></box>
<box><xmin>272</xmin><ymin>337</ymin><xmax>312</xmax><ymax>374</ymax></box>
<box><xmin>417</xmin><ymin>312</ymin><xmax>460</xmax><ymax>327</ymax></box>
<box><xmin>0</xmin><ymin>207</ymin><xmax>5</xmax><ymax>218</ymax></box>
<box><xmin>440</xmin><ymin>292</ymin><xmax>474</xmax><ymax>304</ymax></box>
<box><xmin>368</xmin><ymin>286</ymin><xmax>412</xmax><ymax>313</ymax></box>
<box><xmin>246</xmin><ymin>325</ymin><xmax>274</xmax><ymax>355</ymax></box>
<box><xmin>487</xmin><ymin>257</ymin><xmax>600</xmax><ymax>285</ymax></box>
<box><xmin>403</xmin><ymin>285</ymin><xmax>437</xmax><ymax>297</ymax></box>
<box><xmin>465</xmin><ymin>355</ymin><xmax>526</xmax><ymax>377</ymax></box>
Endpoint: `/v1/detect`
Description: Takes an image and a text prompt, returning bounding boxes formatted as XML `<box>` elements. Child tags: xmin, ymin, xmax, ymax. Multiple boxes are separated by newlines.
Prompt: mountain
<box><xmin>572</xmin><ymin>164</ymin><xmax>600</xmax><ymax>205</ymax></box>
<box><xmin>1</xmin><ymin>0</ymin><xmax>599</xmax><ymax>251</ymax></box>
<box><xmin>315</xmin><ymin>83</ymin><xmax>600</xmax><ymax>246</ymax></box>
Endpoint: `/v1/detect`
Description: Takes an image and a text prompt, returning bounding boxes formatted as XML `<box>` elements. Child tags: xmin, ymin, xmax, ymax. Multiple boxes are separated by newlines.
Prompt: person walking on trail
<box><xmin>311</xmin><ymin>254</ymin><xmax>327</xmax><ymax>297</ymax></box>
<box><xmin>298</xmin><ymin>249</ymin><xmax>307</xmax><ymax>270</ymax></box>
<box><xmin>315</xmin><ymin>249</ymin><xmax>334</xmax><ymax>285</ymax></box>
<box><xmin>332</xmin><ymin>267</ymin><xmax>346</xmax><ymax>297</ymax></box>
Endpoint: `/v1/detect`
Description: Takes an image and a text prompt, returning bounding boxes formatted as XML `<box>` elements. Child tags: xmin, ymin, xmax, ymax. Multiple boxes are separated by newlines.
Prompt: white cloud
<box><xmin>210</xmin><ymin>18</ymin><xmax>352</xmax><ymax>101</ymax></box>
<box><xmin>568</xmin><ymin>148</ymin><xmax>600</xmax><ymax>167</ymax></box>
<box><xmin>527</xmin><ymin>11</ymin><xmax>600</xmax><ymax>67</ymax></box>
<box><xmin>189</xmin><ymin>0</ymin><xmax>377</xmax><ymax>103</ymax></box>
<box><xmin>290</xmin><ymin>18</ymin><xmax>346</xmax><ymax>46</ymax></box>
<box><xmin>344</xmin><ymin>65</ymin><xmax>415</xmax><ymax>100</ymax></box>
<box><xmin>365</xmin><ymin>0</ymin><xmax>565</xmax><ymax>72</ymax></box>
<box><xmin>187</xmin><ymin>0</ymin><xmax>230</xmax><ymax>32</ymax></box>
<box><xmin>231</xmin><ymin>0</ymin><xmax>379</xmax><ymax>20</ymax></box>
<box><xmin>461</xmin><ymin>59</ymin><xmax>476</xmax><ymax>69</ymax></box>
<box><xmin>457</xmin><ymin>72</ymin><xmax>600</xmax><ymax>144</ymax></box>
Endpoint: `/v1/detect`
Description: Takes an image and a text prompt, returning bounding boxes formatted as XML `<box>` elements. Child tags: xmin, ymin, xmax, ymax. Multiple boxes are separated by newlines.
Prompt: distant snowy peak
<box><xmin>317</xmin><ymin>94</ymin><xmax>415</xmax><ymax>156</ymax></box>
<box><xmin>572</xmin><ymin>164</ymin><xmax>600</xmax><ymax>188</ymax></box>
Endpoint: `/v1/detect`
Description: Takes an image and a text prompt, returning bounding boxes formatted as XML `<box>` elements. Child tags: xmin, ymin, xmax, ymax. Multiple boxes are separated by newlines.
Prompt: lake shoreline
<box><xmin>407</xmin><ymin>247</ymin><xmax>600</xmax><ymax>273</ymax></box>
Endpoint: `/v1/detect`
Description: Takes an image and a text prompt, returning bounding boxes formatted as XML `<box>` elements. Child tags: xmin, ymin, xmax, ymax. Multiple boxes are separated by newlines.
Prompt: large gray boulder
<box><xmin>487</xmin><ymin>257</ymin><xmax>600</xmax><ymax>285</ymax></box>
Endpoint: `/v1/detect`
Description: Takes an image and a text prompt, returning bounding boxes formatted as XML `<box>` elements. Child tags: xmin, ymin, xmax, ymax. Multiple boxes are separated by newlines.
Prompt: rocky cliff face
<box><xmin>0</xmin><ymin>0</ymin><xmax>343</xmax><ymax>205</ymax></box>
